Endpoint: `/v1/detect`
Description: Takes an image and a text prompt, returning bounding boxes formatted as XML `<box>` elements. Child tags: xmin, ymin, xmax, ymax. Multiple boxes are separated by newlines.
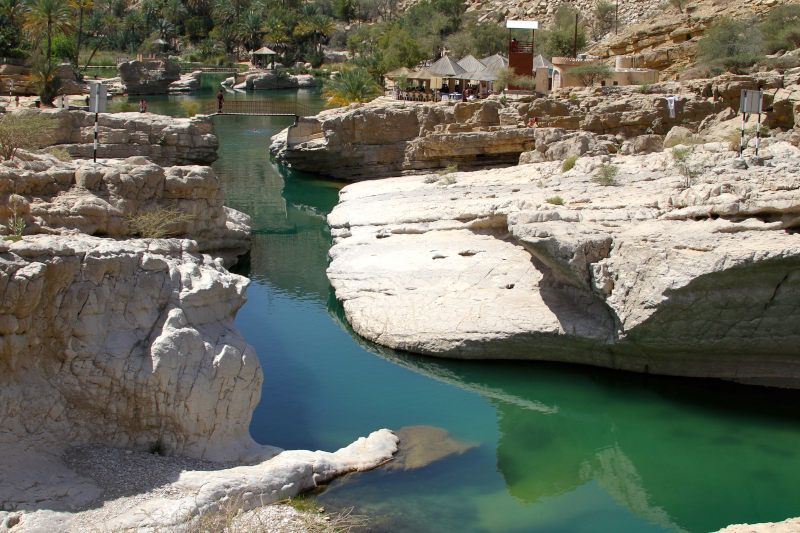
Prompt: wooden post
<box><xmin>573</xmin><ymin>13</ymin><xmax>579</xmax><ymax>58</ymax></box>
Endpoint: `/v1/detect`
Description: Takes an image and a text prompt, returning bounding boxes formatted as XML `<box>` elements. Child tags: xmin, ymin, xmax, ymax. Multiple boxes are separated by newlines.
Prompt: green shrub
<box><xmin>637</xmin><ymin>83</ymin><xmax>651</xmax><ymax>94</ymax></box>
<box><xmin>672</xmin><ymin>146</ymin><xmax>695</xmax><ymax>187</ymax></box>
<box><xmin>562</xmin><ymin>156</ymin><xmax>578</xmax><ymax>172</ymax></box>
<box><xmin>3</xmin><ymin>194</ymin><xmax>27</xmax><ymax>242</ymax></box>
<box><xmin>545</xmin><ymin>195</ymin><xmax>564</xmax><ymax>205</ymax></box>
<box><xmin>760</xmin><ymin>5</ymin><xmax>800</xmax><ymax>54</ymax></box>
<box><xmin>570</xmin><ymin>63</ymin><xmax>612</xmax><ymax>87</ymax></box>
<box><xmin>697</xmin><ymin>17</ymin><xmax>764</xmax><ymax>74</ymax></box>
<box><xmin>592</xmin><ymin>164</ymin><xmax>618</xmax><ymax>186</ymax></box>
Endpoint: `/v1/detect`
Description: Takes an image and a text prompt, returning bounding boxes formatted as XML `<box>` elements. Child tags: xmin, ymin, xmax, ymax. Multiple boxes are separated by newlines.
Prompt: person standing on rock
<box><xmin>217</xmin><ymin>90</ymin><xmax>225</xmax><ymax>112</ymax></box>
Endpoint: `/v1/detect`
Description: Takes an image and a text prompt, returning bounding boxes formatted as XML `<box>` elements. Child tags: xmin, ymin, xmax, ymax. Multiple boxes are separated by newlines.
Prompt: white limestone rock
<box><xmin>327</xmin><ymin>143</ymin><xmax>800</xmax><ymax>387</ymax></box>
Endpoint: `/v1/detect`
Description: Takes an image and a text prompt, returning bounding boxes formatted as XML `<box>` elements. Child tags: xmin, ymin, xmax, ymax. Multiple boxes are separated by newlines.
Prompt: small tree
<box><xmin>0</xmin><ymin>113</ymin><xmax>58</xmax><ymax>161</ymax></box>
<box><xmin>570</xmin><ymin>63</ymin><xmax>612</xmax><ymax>86</ymax></box>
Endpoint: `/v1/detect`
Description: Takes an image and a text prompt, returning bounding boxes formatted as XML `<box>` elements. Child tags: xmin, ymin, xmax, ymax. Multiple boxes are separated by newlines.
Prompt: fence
<box><xmin>203</xmin><ymin>99</ymin><xmax>315</xmax><ymax>117</ymax></box>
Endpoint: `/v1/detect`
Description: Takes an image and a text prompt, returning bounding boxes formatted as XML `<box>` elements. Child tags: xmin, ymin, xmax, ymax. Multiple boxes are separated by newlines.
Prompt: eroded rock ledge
<box><xmin>0</xmin><ymin>149</ymin><xmax>396</xmax><ymax>529</ymax></box>
<box><xmin>14</xmin><ymin>108</ymin><xmax>218</xmax><ymax>166</ymax></box>
<box><xmin>327</xmin><ymin>142</ymin><xmax>800</xmax><ymax>388</ymax></box>
<box><xmin>1</xmin><ymin>154</ymin><xmax>249</xmax><ymax>259</ymax></box>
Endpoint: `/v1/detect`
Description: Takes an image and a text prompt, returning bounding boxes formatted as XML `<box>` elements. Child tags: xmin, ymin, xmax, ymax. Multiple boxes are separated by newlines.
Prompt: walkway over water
<box><xmin>203</xmin><ymin>99</ymin><xmax>316</xmax><ymax>118</ymax></box>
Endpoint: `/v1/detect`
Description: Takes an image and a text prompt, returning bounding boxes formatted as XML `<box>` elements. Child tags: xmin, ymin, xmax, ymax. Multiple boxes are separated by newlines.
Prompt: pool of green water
<box><xmin>121</xmin><ymin>84</ymin><xmax>800</xmax><ymax>533</ymax></box>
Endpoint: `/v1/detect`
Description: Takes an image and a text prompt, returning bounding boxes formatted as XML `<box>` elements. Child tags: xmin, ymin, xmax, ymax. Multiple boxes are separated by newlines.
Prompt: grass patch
<box><xmin>561</xmin><ymin>156</ymin><xmax>578</xmax><ymax>172</ymax></box>
<box><xmin>545</xmin><ymin>196</ymin><xmax>564</xmax><ymax>205</ymax></box>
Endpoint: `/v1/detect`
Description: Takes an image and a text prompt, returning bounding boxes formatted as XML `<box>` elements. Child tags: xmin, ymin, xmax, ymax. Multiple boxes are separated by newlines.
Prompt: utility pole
<box><xmin>573</xmin><ymin>13</ymin><xmax>579</xmax><ymax>58</ymax></box>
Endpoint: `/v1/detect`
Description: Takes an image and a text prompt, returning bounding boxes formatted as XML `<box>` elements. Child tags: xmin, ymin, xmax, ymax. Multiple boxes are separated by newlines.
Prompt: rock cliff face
<box><xmin>326</xmin><ymin>141</ymin><xmax>800</xmax><ymax>388</ymax></box>
<box><xmin>118</xmin><ymin>59</ymin><xmax>181</xmax><ymax>95</ymax></box>
<box><xmin>0</xmin><ymin>235</ymin><xmax>260</xmax><ymax>462</ymax></box>
<box><xmin>14</xmin><ymin>108</ymin><xmax>219</xmax><ymax>166</ymax></box>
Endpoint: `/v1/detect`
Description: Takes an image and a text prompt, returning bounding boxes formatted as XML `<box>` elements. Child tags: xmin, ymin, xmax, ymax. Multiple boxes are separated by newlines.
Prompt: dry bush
<box><xmin>592</xmin><ymin>164</ymin><xmax>618</xmax><ymax>186</ymax></box>
<box><xmin>0</xmin><ymin>113</ymin><xmax>58</xmax><ymax>161</ymax></box>
<box><xmin>127</xmin><ymin>207</ymin><xmax>195</xmax><ymax>238</ymax></box>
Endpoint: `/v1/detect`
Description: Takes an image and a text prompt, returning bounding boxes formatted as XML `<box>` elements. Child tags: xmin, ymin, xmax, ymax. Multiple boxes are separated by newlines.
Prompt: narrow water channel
<box><xmin>113</xmin><ymin>85</ymin><xmax>800</xmax><ymax>533</ymax></box>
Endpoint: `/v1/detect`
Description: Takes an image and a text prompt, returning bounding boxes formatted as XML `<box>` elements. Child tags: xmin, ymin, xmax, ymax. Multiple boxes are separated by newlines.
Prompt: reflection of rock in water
<box><xmin>385</xmin><ymin>426</ymin><xmax>477</xmax><ymax>472</ymax></box>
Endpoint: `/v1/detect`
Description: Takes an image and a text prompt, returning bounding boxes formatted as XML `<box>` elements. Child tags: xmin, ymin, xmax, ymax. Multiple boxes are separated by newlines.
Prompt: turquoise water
<box><xmin>131</xmin><ymin>86</ymin><xmax>800</xmax><ymax>533</ymax></box>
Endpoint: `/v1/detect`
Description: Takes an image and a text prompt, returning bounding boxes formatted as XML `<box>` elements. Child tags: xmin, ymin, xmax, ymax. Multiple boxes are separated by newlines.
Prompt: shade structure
<box><xmin>250</xmin><ymin>46</ymin><xmax>277</xmax><ymax>55</ymax></box>
<box><xmin>457</xmin><ymin>55</ymin><xmax>486</xmax><ymax>73</ymax></box>
<box><xmin>428</xmin><ymin>55</ymin><xmax>468</xmax><ymax>78</ymax></box>
<box><xmin>385</xmin><ymin>66</ymin><xmax>412</xmax><ymax>79</ymax></box>
<box><xmin>481</xmin><ymin>54</ymin><xmax>509</xmax><ymax>74</ymax></box>
<box><xmin>407</xmin><ymin>68</ymin><xmax>436</xmax><ymax>81</ymax></box>
<box><xmin>463</xmin><ymin>67</ymin><xmax>497</xmax><ymax>82</ymax></box>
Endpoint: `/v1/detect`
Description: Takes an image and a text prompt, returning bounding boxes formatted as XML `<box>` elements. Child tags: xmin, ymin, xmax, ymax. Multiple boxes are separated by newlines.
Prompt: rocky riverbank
<box><xmin>0</xmin><ymin>116</ymin><xmax>398</xmax><ymax>529</ymax></box>
<box><xmin>223</xmin><ymin>71</ymin><xmax>319</xmax><ymax>91</ymax></box>
<box><xmin>271</xmin><ymin>70</ymin><xmax>800</xmax><ymax>180</ymax></box>
<box><xmin>326</xmin><ymin>140</ymin><xmax>800</xmax><ymax>388</ymax></box>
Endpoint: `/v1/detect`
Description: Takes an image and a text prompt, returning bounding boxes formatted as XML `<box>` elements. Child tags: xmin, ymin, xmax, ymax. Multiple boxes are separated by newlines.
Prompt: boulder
<box><xmin>118</xmin><ymin>59</ymin><xmax>181</xmax><ymax>95</ymax></box>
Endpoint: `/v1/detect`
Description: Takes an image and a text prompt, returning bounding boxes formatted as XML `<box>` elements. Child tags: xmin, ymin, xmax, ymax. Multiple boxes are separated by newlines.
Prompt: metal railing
<box><xmin>203</xmin><ymin>99</ymin><xmax>315</xmax><ymax>117</ymax></box>
<box><xmin>180</xmin><ymin>66</ymin><xmax>240</xmax><ymax>73</ymax></box>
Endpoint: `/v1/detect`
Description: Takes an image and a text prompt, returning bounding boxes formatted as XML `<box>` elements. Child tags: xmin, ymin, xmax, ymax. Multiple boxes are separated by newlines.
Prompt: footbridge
<box><xmin>203</xmin><ymin>100</ymin><xmax>316</xmax><ymax>120</ymax></box>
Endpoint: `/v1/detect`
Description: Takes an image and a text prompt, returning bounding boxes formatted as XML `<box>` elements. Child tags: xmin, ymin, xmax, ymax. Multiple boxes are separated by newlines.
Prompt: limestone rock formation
<box><xmin>326</xmin><ymin>142</ymin><xmax>800</xmax><ymax>388</ymax></box>
<box><xmin>169</xmin><ymin>70</ymin><xmax>202</xmax><ymax>93</ymax></box>
<box><xmin>0</xmin><ymin>154</ymin><xmax>249</xmax><ymax>258</ymax></box>
<box><xmin>10</xmin><ymin>108</ymin><xmax>218</xmax><ymax>166</ymax></box>
<box><xmin>233</xmin><ymin>71</ymin><xmax>319</xmax><ymax>90</ymax></box>
<box><xmin>118</xmin><ymin>59</ymin><xmax>181</xmax><ymax>95</ymax></box>
<box><xmin>0</xmin><ymin>234</ymin><xmax>260</xmax><ymax>462</ymax></box>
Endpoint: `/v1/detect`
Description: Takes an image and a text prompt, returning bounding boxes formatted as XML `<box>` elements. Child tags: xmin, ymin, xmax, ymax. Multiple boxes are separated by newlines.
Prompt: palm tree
<box><xmin>295</xmin><ymin>13</ymin><xmax>334</xmax><ymax>55</ymax></box>
<box><xmin>323</xmin><ymin>68</ymin><xmax>382</xmax><ymax>107</ymax></box>
<box><xmin>23</xmin><ymin>0</ymin><xmax>73</xmax><ymax>69</ymax></box>
<box><xmin>70</xmin><ymin>0</ymin><xmax>91</xmax><ymax>67</ymax></box>
<box><xmin>0</xmin><ymin>0</ymin><xmax>24</xmax><ymax>27</ymax></box>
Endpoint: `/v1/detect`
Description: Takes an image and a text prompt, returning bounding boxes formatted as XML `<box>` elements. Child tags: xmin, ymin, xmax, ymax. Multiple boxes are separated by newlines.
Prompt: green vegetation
<box><xmin>323</xmin><ymin>67</ymin><xmax>382</xmax><ymax>107</ymax></box>
<box><xmin>538</xmin><ymin>5</ymin><xmax>587</xmax><ymax>58</ymax></box>
<box><xmin>0</xmin><ymin>113</ymin><xmax>57</xmax><ymax>160</ymax></box>
<box><xmin>760</xmin><ymin>4</ymin><xmax>800</xmax><ymax>54</ymax></box>
<box><xmin>592</xmin><ymin>164</ymin><xmax>618</xmax><ymax>186</ymax></box>
<box><xmin>569</xmin><ymin>62</ymin><xmax>612</xmax><ymax>86</ymax></box>
<box><xmin>671</xmin><ymin>146</ymin><xmax>694</xmax><ymax>188</ymax></box>
<box><xmin>562</xmin><ymin>155</ymin><xmax>578</xmax><ymax>172</ymax></box>
<box><xmin>545</xmin><ymin>195</ymin><xmax>564</xmax><ymax>205</ymax></box>
<box><xmin>592</xmin><ymin>0</ymin><xmax>615</xmax><ymax>40</ymax></box>
<box><xmin>4</xmin><ymin>194</ymin><xmax>27</xmax><ymax>242</ymax></box>
<box><xmin>697</xmin><ymin>17</ymin><xmax>764</xmax><ymax>74</ymax></box>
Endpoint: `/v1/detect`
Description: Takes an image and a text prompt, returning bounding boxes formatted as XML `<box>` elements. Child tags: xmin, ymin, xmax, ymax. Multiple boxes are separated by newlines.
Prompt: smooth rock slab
<box><xmin>327</xmin><ymin>143</ymin><xmax>800</xmax><ymax>387</ymax></box>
